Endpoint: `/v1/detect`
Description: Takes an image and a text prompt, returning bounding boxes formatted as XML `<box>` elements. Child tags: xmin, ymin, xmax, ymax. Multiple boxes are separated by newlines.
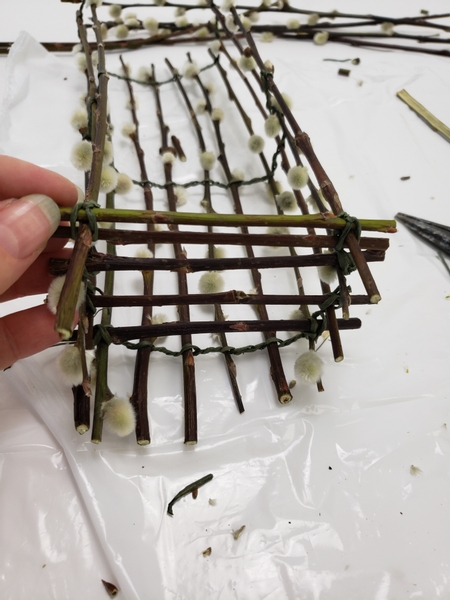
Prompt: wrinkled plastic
<box><xmin>1</xmin><ymin>2</ymin><xmax>450</xmax><ymax>598</ymax></box>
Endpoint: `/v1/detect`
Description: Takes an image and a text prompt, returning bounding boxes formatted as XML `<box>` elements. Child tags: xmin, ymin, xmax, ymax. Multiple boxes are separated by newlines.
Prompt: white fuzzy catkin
<box><xmin>313</xmin><ymin>31</ymin><xmax>329</xmax><ymax>45</ymax></box>
<box><xmin>155</xmin><ymin>0</ymin><xmax>166</xmax><ymax>5</ymax></box>
<box><xmin>100</xmin><ymin>166</ymin><xmax>118</xmax><ymax>193</ymax></box>
<box><xmin>381</xmin><ymin>21</ymin><xmax>394</xmax><ymax>35</ymax></box>
<box><xmin>102</xmin><ymin>397</ymin><xmax>136</xmax><ymax>437</ymax></box>
<box><xmin>265</xmin><ymin>180</ymin><xmax>283</xmax><ymax>199</ymax></box>
<box><xmin>47</xmin><ymin>276</ymin><xmax>86</xmax><ymax>315</ymax></box>
<box><xmin>248</xmin><ymin>134</ymin><xmax>265</xmax><ymax>154</ymax></box>
<box><xmin>241</xmin><ymin>17</ymin><xmax>252</xmax><ymax>31</ymax></box>
<box><xmin>175</xmin><ymin>16</ymin><xmax>189</xmax><ymax>28</ymax></box>
<box><xmin>196</xmin><ymin>99</ymin><xmax>207</xmax><ymax>114</ymax></box>
<box><xmin>135</xmin><ymin>247</ymin><xmax>154</xmax><ymax>258</ymax></box>
<box><xmin>143</xmin><ymin>17</ymin><xmax>159</xmax><ymax>34</ymax></box>
<box><xmin>211</xmin><ymin>246</ymin><xmax>226</xmax><ymax>259</ymax></box>
<box><xmin>248</xmin><ymin>11</ymin><xmax>259</xmax><ymax>22</ymax></box>
<box><xmin>124</xmin><ymin>17</ymin><xmax>140</xmax><ymax>28</ymax></box>
<box><xmin>267</xmin><ymin>226</ymin><xmax>290</xmax><ymax>236</ymax></box>
<box><xmin>200</xmin><ymin>151</ymin><xmax>216</xmax><ymax>170</ymax></box>
<box><xmin>196</xmin><ymin>26</ymin><xmax>210</xmax><ymax>38</ymax></box>
<box><xmin>204</xmin><ymin>82</ymin><xmax>215</xmax><ymax>95</ymax></box>
<box><xmin>151</xmin><ymin>313</ymin><xmax>168</xmax><ymax>325</ymax></box>
<box><xmin>162</xmin><ymin>151</ymin><xmax>176</xmax><ymax>164</ymax></box>
<box><xmin>91</xmin><ymin>51</ymin><xmax>99</xmax><ymax>68</ymax></box>
<box><xmin>58</xmin><ymin>346</ymin><xmax>95</xmax><ymax>386</ymax></box>
<box><xmin>199</xmin><ymin>271</ymin><xmax>225</xmax><ymax>294</ymax></box>
<box><xmin>72</xmin><ymin>43</ymin><xmax>82</xmax><ymax>54</ymax></box>
<box><xmin>239</xmin><ymin>54</ymin><xmax>256</xmax><ymax>72</ymax></box>
<box><xmin>211</xmin><ymin>108</ymin><xmax>225</xmax><ymax>122</ymax></box>
<box><xmin>308</xmin><ymin>13</ymin><xmax>320</xmax><ymax>25</ymax></box>
<box><xmin>70</xmin><ymin>140</ymin><xmax>93</xmax><ymax>171</ymax></box>
<box><xmin>287</xmin><ymin>165</ymin><xmax>309</xmax><ymax>189</ymax></box>
<box><xmin>109</xmin><ymin>4</ymin><xmax>122</xmax><ymax>18</ymax></box>
<box><xmin>102</xmin><ymin>140</ymin><xmax>114</xmax><ymax>165</ymax></box>
<box><xmin>136</xmin><ymin>66</ymin><xmax>150</xmax><ymax>83</ymax></box>
<box><xmin>294</xmin><ymin>350</ymin><xmax>323</xmax><ymax>384</ymax></box>
<box><xmin>100</xmin><ymin>23</ymin><xmax>108</xmax><ymax>40</ymax></box>
<box><xmin>225</xmin><ymin>15</ymin><xmax>239</xmax><ymax>32</ymax></box>
<box><xmin>317</xmin><ymin>251</ymin><xmax>337</xmax><ymax>284</ymax></box>
<box><xmin>174</xmin><ymin>6</ymin><xmax>186</xmax><ymax>16</ymax></box>
<box><xmin>221</xmin><ymin>0</ymin><xmax>235</xmax><ymax>10</ymax></box>
<box><xmin>276</xmin><ymin>191</ymin><xmax>297</xmax><ymax>212</ymax></box>
<box><xmin>115</xmin><ymin>172</ymin><xmax>133</xmax><ymax>195</ymax></box>
<box><xmin>121</xmin><ymin>122</ymin><xmax>136</xmax><ymax>137</ymax></box>
<box><xmin>306</xmin><ymin>190</ymin><xmax>330</xmax><ymax>212</ymax></box>
<box><xmin>87</xmin><ymin>0</ymin><xmax>102</xmax><ymax>6</ymax></box>
<box><xmin>261</xmin><ymin>32</ymin><xmax>274</xmax><ymax>43</ymax></box>
<box><xmin>270</xmin><ymin>92</ymin><xmax>293</xmax><ymax>112</ymax></box>
<box><xmin>70</xmin><ymin>107</ymin><xmax>88</xmax><ymax>131</ymax></box>
<box><xmin>209</xmin><ymin>39</ymin><xmax>222</xmax><ymax>55</ymax></box>
<box><xmin>124</xmin><ymin>11</ymin><xmax>137</xmax><ymax>19</ymax></box>
<box><xmin>231</xmin><ymin>168</ymin><xmax>245</xmax><ymax>182</ymax></box>
<box><xmin>287</xmin><ymin>18</ymin><xmax>300</xmax><ymax>29</ymax></box>
<box><xmin>183</xmin><ymin>62</ymin><xmax>199</xmax><ymax>79</ymax></box>
<box><xmin>318</xmin><ymin>263</ymin><xmax>337</xmax><ymax>285</ymax></box>
<box><xmin>75</xmin><ymin>52</ymin><xmax>87</xmax><ymax>72</ymax></box>
<box><xmin>115</xmin><ymin>24</ymin><xmax>129</xmax><ymax>39</ymax></box>
<box><xmin>264</xmin><ymin>114</ymin><xmax>281</xmax><ymax>138</ymax></box>
<box><xmin>290</xmin><ymin>308</ymin><xmax>305</xmax><ymax>321</ymax></box>
<box><xmin>174</xmin><ymin>186</ymin><xmax>188</xmax><ymax>206</ymax></box>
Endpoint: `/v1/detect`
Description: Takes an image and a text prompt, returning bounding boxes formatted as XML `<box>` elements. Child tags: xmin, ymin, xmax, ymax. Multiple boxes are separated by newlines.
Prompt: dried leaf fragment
<box><xmin>232</xmin><ymin>525</ymin><xmax>246</xmax><ymax>540</ymax></box>
<box><xmin>410</xmin><ymin>465</ymin><xmax>422</xmax><ymax>476</ymax></box>
<box><xmin>102</xmin><ymin>580</ymin><xmax>119</xmax><ymax>597</ymax></box>
<box><xmin>202</xmin><ymin>547</ymin><xmax>212</xmax><ymax>557</ymax></box>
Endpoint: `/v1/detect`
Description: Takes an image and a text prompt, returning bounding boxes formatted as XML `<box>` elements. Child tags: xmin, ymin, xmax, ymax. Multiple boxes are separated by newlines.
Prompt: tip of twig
<box><xmin>76</xmin><ymin>424</ymin><xmax>89</xmax><ymax>435</ymax></box>
<box><xmin>279</xmin><ymin>392</ymin><xmax>293</xmax><ymax>404</ymax></box>
<box><xmin>56</xmin><ymin>327</ymin><xmax>73</xmax><ymax>341</ymax></box>
<box><xmin>370</xmin><ymin>293</ymin><xmax>381</xmax><ymax>304</ymax></box>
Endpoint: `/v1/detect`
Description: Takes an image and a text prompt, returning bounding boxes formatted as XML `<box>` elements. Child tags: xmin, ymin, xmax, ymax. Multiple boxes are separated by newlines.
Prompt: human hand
<box><xmin>0</xmin><ymin>156</ymin><xmax>83</xmax><ymax>370</ymax></box>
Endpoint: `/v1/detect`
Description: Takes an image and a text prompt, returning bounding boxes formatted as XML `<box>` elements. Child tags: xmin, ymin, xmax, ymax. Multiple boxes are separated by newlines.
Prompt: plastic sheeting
<box><xmin>1</xmin><ymin>2</ymin><xmax>450</xmax><ymax>598</ymax></box>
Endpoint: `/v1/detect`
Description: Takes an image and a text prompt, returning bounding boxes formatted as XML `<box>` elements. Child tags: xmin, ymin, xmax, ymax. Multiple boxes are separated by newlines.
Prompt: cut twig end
<box><xmin>370</xmin><ymin>293</ymin><xmax>381</xmax><ymax>304</ymax></box>
<box><xmin>76</xmin><ymin>424</ymin><xmax>89</xmax><ymax>435</ymax></box>
<box><xmin>279</xmin><ymin>392</ymin><xmax>293</xmax><ymax>404</ymax></box>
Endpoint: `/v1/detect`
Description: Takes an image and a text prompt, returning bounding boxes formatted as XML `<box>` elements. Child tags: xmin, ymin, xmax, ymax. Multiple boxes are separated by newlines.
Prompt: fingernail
<box><xmin>0</xmin><ymin>194</ymin><xmax>60</xmax><ymax>259</ymax></box>
<box><xmin>75</xmin><ymin>185</ymin><xmax>85</xmax><ymax>204</ymax></box>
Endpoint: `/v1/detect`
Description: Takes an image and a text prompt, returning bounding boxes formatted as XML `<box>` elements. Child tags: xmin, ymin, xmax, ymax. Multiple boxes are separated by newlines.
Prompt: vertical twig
<box><xmin>154</xmin><ymin>62</ymin><xmax>199</xmax><ymax>442</ymax></box>
<box><xmin>120</xmin><ymin>56</ymin><xmax>154</xmax><ymax>445</ymax></box>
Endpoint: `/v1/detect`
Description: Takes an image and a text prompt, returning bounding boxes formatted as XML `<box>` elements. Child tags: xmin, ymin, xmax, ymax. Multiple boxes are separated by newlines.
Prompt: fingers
<box><xmin>0</xmin><ymin>156</ymin><xmax>83</xmax><ymax>205</ymax></box>
<box><xmin>0</xmin><ymin>248</ymin><xmax>73</xmax><ymax>303</ymax></box>
<box><xmin>0</xmin><ymin>195</ymin><xmax>63</xmax><ymax>296</ymax></box>
<box><xmin>0</xmin><ymin>304</ymin><xmax>62</xmax><ymax>370</ymax></box>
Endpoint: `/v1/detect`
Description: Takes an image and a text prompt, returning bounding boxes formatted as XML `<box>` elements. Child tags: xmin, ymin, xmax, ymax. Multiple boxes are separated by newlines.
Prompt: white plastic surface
<box><xmin>1</xmin><ymin>2</ymin><xmax>450</xmax><ymax>598</ymax></box>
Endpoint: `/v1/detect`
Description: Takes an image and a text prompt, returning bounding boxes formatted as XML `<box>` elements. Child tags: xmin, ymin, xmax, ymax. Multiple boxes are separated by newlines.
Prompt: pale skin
<box><xmin>0</xmin><ymin>156</ymin><xmax>81</xmax><ymax>370</ymax></box>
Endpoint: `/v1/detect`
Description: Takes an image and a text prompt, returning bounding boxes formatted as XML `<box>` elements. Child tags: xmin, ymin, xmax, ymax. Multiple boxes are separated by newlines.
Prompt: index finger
<box><xmin>0</xmin><ymin>155</ymin><xmax>83</xmax><ymax>206</ymax></box>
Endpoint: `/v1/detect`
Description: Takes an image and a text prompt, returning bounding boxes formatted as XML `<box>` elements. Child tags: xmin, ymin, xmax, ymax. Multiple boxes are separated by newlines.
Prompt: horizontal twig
<box><xmin>107</xmin><ymin>317</ymin><xmax>362</xmax><ymax>343</ymax></box>
<box><xmin>53</xmin><ymin>225</ymin><xmax>390</xmax><ymax>250</ymax></box>
<box><xmin>59</xmin><ymin>207</ymin><xmax>397</xmax><ymax>232</ymax></box>
<box><xmin>49</xmin><ymin>249</ymin><xmax>385</xmax><ymax>276</ymax></box>
<box><xmin>91</xmin><ymin>291</ymin><xmax>372</xmax><ymax>308</ymax></box>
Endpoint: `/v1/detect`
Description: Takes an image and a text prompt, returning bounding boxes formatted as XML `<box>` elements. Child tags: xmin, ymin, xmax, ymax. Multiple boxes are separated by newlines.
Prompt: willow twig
<box><xmin>53</xmin><ymin>225</ymin><xmax>390</xmax><ymax>250</ymax></box>
<box><xmin>154</xmin><ymin>62</ymin><xmax>198</xmax><ymax>443</ymax></box>
<box><xmin>106</xmin><ymin>317</ymin><xmax>362</xmax><ymax>344</ymax></box>
<box><xmin>120</xmin><ymin>56</ymin><xmax>154</xmax><ymax>445</ymax></box>
<box><xmin>91</xmin><ymin>291</ymin><xmax>372</xmax><ymax>308</ymax></box>
<box><xmin>61</xmin><ymin>206</ymin><xmax>396</xmax><ymax>232</ymax></box>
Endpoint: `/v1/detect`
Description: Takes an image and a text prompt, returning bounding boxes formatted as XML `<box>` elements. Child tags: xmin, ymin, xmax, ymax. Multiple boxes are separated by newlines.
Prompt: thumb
<box><xmin>0</xmin><ymin>194</ymin><xmax>61</xmax><ymax>296</ymax></box>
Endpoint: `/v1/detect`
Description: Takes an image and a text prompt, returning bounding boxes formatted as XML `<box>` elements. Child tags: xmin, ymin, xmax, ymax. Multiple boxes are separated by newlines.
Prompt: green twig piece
<box><xmin>167</xmin><ymin>474</ymin><xmax>214</xmax><ymax>516</ymax></box>
<box><xmin>397</xmin><ymin>89</ymin><xmax>450</xmax><ymax>143</ymax></box>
